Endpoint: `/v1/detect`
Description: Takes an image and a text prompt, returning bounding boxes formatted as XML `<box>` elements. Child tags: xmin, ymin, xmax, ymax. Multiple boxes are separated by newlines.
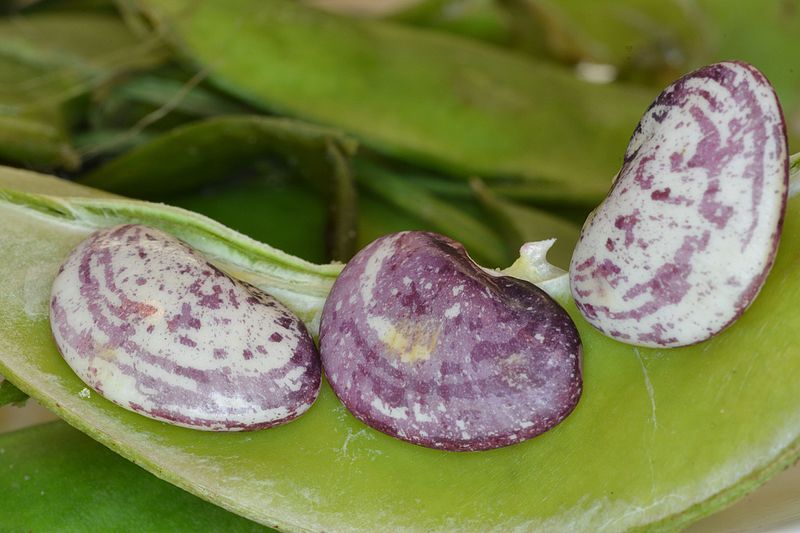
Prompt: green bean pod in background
<box><xmin>80</xmin><ymin>115</ymin><xmax>359</xmax><ymax>261</ymax></box>
<box><xmin>0</xmin><ymin>12</ymin><xmax>165</xmax><ymax>169</ymax></box>
<box><xmin>0</xmin><ymin>421</ymin><xmax>265</xmax><ymax>531</ymax></box>
<box><xmin>133</xmin><ymin>0</ymin><xmax>655</xmax><ymax>206</ymax></box>
<box><xmin>0</xmin><ymin>379</ymin><xmax>27</xmax><ymax>406</ymax></box>
<box><xmin>307</xmin><ymin>0</ymin><xmax>800</xmax><ymax>146</ymax></box>
<box><xmin>494</xmin><ymin>0</ymin><xmax>800</xmax><ymax>144</ymax></box>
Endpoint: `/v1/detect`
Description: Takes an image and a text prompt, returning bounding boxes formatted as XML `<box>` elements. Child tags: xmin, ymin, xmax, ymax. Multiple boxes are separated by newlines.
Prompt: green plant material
<box><xmin>0</xmin><ymin>56</ymin><xmax>79</xmax><ymax>169</ymax></box>
<box><xmin>24</xmin><ymin>0</ymin><xmax>118</xmax><ymax>14</ymax></box>
<box><xmin>0</xmin><ymin>165</ymin><xmax>341</xmax><ymax>332</ymax></box>
<box><xmin>356</xmin><ymin>159</ymin><xmax>510</xmax><ymax>267</ymax></box>
<box><xmin>97</xmin><ymin>72</ymin><xmax>251</xmax><ymax>120</ymax></box>
<box><xmin>0</xmin><ymin>378</ymin><xmax>28</xmax><ymax>406</ymax></box>
<box><xmin>357</xmin><ymin>190</ymin><xmax>432</xmax><ymax>248</ymax></box>
<box><xmin>133</xmin><ymin>0</ymin><xmax>654</xmax><ymax>205</ymax></box>
<box><xmin>0</xmin><ymin>421</ymin><xmax>266</xmax><ymax>531</ymax></box>
<box><xmin>493</xmin><ymin>0</ymin><xmax>799</xmax><ymax>145</ymax></box>
<box><xmin>0</xmin><ymin>110</ymin><xmax>76</xmax><ymax>170</ymax></box>
<box><xmin>1</xmin><ymin>0</ymin><xmax>106</xmax><ymax>15</ymax></box>
<box><xmin>80</xmin><ymin>115</ymin><xmax>359</xmax><ymax>260</ymax></box>
<box><xmin>693</xmin><ymin>0</ymin><xmax>800</xmax><ymax>146</ymax></box>
<box><xmin>359</xmin><ymin>168</ymin><xmax>591</xmax><ymax>225</ymax></box>
<box><xmin>0</xmin><ymin>0</ymin><xmax>40</xmax><ymax>13</ymax></box>
<box><xmin>470</xmin><ymin>177</ymin><xmax>579</xmax><ymax>269</ymax></box>
<box><xmin>0</xmin><ymin>12</ymin><xmax>164</xmax><ymax>82</ymax></box>
<box><xmin>309</xmin><ymin>0</ymin><xmax>510</xmax><ymax>44</ymax></box>
<box><xmin>83</xmin><ymin>69</ymin><xmax>254</xmax><ymax>156</ymax></box>
<box><xmin>498</xmin><ymin>0</ymin><xmax>699</xmax><ymax>82</ymax></box>
<box><xmin>0</xmin><ymin>12</ymin><xmax>166</xmax><ymax>169</ymax></box>
<box><xmin>73</xmin><ymin>127</ymin><xmax>156</xmax><ymax>158</ymax></box>
<box><xmin>170</xmin><ymin>178</ymin><xmax>328</xmax><ymax>264</ymax></box>
<box><xmin>2</xmin><ymin>165</ymin><xmax>800</xmax><ymax>530</ymax></box>
<box><xmin>385</xmin><ymin>171</ymin><xmax>593</xmax><ymax>228</ymax></box>
<box><xmin>388</xmin><ymin>0</ymin><xmax>510</xmax><ymax>44</ymax></box>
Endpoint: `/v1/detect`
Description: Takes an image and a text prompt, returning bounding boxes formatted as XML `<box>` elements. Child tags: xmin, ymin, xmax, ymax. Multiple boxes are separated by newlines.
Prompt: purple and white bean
<box><xmin>49</xmin><ymin>224</ymin><xmax>320</xmax><ymax>431</ymax></box>
<box><xmin>570</xmin><ymin>61</ymin><xmax>788</xmax><ymax>347</ymax></box>
<box><xmin>320</xmin><ymin>231</ymin><xmax>582</xmax><ymax>451</ymax></box>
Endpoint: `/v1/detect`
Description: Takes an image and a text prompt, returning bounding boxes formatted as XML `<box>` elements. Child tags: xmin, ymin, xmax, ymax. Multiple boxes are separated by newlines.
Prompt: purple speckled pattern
<box><xmin>49</xmin><ymin>224</ymin><xmax>320</xmax><ymax>431</ymax></box>
<box><xmin>570</xmin><ymin>61</ymin><xmax>789</xmax><ymax>347</ymax></box>
<box><xmin>319</xmin><ymin>231</ymin><xmax>582</xmax><ymax>451</ymax></box>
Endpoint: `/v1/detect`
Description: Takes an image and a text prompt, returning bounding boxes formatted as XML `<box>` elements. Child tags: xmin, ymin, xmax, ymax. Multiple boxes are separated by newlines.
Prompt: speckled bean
<box><xmin>320</xmin><ymin>231</ymin><xmax>582</xmax><ymax>451</ymax></box>
<box><xmin>570</xmin><ymin>62</ymin><xmax>788</xmax><ymax>347</ymax></box>
<box><xmin>50</xmin><ymin>224</ymin><xmax>321</xmax><ymax>430</ymax></box>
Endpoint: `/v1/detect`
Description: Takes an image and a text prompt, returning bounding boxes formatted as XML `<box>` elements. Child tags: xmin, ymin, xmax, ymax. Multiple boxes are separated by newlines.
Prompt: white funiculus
<box><xmin>49</xmin><ymin>224</ymin><xmax>321</xmax><ymax>430</ymax></box>
<box><xmin>570</xmin><ymin>62</ymin><xmax>788</xmax><ymax>347</ymax></box>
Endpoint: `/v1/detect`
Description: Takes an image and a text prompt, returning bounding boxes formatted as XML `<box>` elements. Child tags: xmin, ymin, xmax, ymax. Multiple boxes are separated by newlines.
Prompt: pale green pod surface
<box><xmin>1</xmin><ymin>164</ymin><xmax>800</xmax><ymax>530</ymax></box>
<box><xmin>134</xmin><ymin>0</ymin><xmax>654</xmax><ymax>204</ymax></box>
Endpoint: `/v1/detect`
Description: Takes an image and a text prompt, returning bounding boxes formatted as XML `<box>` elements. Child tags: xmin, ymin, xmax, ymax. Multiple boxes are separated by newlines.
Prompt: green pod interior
<box><xmin>0</xmin><ymin>167</ymin><xmax>799</xmax><ymax>531</ymax></box>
